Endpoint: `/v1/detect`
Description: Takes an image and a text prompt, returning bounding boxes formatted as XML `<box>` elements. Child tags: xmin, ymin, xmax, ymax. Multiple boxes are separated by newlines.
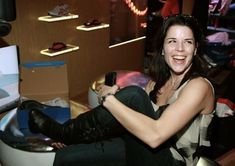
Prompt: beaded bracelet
<box><xmin>100</xmin><ymin>93</ymin><xmax>113</xmax><ymax>105</ymax></box>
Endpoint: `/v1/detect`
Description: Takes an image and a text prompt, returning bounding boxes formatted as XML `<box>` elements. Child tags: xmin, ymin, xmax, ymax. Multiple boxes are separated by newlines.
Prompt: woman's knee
<box><xmin>115</xmin><ymin>86</ymin><xmax>155</xmax><ymax>117</ymax></box>
<box><xmin>116</xmin><ymin>85</ymin><xmax>148</xmax><ymax>102</ymax></box>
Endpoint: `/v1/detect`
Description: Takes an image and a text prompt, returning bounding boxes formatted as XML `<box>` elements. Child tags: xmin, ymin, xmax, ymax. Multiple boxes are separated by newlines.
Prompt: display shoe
<box><xmin>49</xmin><ymin>42</ymin><xmax>67</xmax><ymax>51</ymax></box>
<box><xmin>84</xmin><ymin>19</ymin><xmax>102</xmax><ymax>27</ymax></box>
<box><xmin>48</xmin><ymin>4</ymin><xmax>69</xmax><ymax>17</ymax></box>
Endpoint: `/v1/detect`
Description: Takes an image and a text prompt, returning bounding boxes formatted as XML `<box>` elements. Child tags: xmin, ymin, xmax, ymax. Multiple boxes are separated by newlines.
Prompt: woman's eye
<box><xmin>168</xmin><ymin>40</ymin><xmax>176</xmax><ymax>43</ymax></box>
<box><xmin>185</xmin><ymin>40</ymin><xmax>193</xmax><ymax>44</ymax></box>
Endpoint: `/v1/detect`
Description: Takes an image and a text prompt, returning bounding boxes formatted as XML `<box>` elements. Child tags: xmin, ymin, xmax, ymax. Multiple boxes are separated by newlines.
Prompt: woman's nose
<box><xmin>176</xmin><ymin>42</ymin><xmax>184</xmax><ymax>51</ymax></box>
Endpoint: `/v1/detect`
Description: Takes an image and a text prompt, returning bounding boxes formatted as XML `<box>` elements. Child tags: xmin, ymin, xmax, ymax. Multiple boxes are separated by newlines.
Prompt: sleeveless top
<box><xmin>151</xmin><ymin>79</ymin><xmax>214</xmax><ymax>166</ymax></box>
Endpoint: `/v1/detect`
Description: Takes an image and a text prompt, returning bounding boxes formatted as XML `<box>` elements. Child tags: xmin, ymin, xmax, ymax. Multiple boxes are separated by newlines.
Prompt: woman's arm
<box><xmin>103</xmin><ymin>77</ymin><xmax>215</xmax><ymax>148</ymax></box>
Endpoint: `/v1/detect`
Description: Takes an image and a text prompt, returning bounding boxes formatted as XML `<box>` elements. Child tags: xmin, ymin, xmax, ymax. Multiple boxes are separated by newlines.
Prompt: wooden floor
<box><xmin>71</xmin><ymin>90</ymin><xmax>89</xmax><ymax>106</ymax></box>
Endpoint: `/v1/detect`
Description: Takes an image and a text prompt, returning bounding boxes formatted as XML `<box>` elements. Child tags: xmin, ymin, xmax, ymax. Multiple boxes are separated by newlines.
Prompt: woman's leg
<box><xmin>53</xmin><ymin>138</ymin><xmax>126</xmax><ymax>166</ymax></box>
<box><xmin>28</xmin><ymin>86</ymin><xmax>156</xmax><ymax>145</ymax></box>
<box><xmin>124</xmin><ymin>133</ymin><xmax>185</xmax><ymax>166</ymax></box>
<box><xmin>27</xmin><ymin>86</ymin><xmax>183</xmax><ymax>165</ymax></box>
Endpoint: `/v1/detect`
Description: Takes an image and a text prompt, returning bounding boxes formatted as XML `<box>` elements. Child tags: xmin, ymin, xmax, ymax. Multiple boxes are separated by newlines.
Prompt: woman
<box><xmin>26</xmin><ymin>14</ymin><xmax>215</xmax><ymax>166</ymax></box>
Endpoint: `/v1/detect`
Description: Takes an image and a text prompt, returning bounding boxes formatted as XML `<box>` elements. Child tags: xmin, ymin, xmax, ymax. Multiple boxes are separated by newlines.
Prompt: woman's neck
<box><xmin>169</xmin><ymin>74</ymin><xmax>184</xmax><ymax>90</ymax></box>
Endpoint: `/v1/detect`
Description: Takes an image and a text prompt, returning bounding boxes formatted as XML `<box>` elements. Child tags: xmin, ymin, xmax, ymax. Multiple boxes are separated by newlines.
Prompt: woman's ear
<box><xmin>194</xmin><ymin>49</ymin><xmax>197</xmax><ymax>56</ymax></box>
<box><xmin>194</xmin><ymin>43</ymin><xmax>198</xmax><ymax>55</ymax></box>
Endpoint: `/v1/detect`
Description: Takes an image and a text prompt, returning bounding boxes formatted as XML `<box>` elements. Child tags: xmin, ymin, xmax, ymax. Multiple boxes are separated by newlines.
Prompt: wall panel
<box><xmin>2</xmin><ymin>0</ymin><xmax>145</xmax><ymax>100</ymax></box>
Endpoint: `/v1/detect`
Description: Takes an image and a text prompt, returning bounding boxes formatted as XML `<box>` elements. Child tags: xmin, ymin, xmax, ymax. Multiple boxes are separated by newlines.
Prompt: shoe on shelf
<box><xmin>49</xmin><ymin>42</ymin><xmax>67</xmax><ymax>51</ymax></box>
<box><xmin>84</xmin><ymin>19</ymin><xmax>102</xmax><ymax>27</ymax></box>
<box><xmin>48</xmin><ymin>4</ymin><xmax>70</xmax><ymax>17</ymax></box>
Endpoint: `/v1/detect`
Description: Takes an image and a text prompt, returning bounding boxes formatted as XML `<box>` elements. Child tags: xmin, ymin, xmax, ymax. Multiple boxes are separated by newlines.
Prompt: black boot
<box><xmin>19</xmin><ymin>100</ymin><xmax>60</xmax><ymax>111</ymax></box>
<box><xmin>28</xmin><ymin>86</ymin><xmax>156</xmax><ymax>145</ymax></box>
<box><xmin>28</xmin><ymin>106</ymin><xmax>124</xmax><ymax>145</ymax></box>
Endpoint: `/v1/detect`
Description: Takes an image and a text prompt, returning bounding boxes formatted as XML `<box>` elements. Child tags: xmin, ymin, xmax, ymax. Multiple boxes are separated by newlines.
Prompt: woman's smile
<box><xmin>172</xmin><ymin>55</ymin><xmax>186</xmax><ymax>64</ymax></box>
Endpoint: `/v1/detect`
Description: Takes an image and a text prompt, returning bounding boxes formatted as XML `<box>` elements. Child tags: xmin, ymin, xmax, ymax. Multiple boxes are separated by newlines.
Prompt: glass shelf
<box><xmin>40</xmin><ymin>44</ymin><xmax>79</xmax><ymax>57</ymax></box>
<box><xmin>38</xmin><ymin>13</ymin><xmax>79</xmax><ymax>22</ymax></box>
<box><xmin>76</xmin><ymin>23</ymin><xmax>109</xmax><ymax>31</ymax></box>
<box><xmin>207</xmin><ymin>26</ymin><xmax>235</xmax><ymax>34</ymax></box>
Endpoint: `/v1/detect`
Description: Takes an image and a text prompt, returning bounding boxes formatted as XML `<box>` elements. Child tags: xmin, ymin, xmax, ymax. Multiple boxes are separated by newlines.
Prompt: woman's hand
<box><xmin>51</xmin><ymin>142</ymin><xmax>67</xmax><ymax>149</ymax></box>
<box><xmin>97</xmin><ymin>84</ymin><xmax>120</xmax><ymax>104</ymax></box>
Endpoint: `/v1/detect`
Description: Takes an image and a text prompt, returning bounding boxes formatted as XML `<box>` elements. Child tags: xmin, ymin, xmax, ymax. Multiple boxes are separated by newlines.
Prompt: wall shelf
<box><xmin>38</xmin><ymin>13</ymin><xmax>79</xmax><ymax>22</ymax></box>
<box><xmin>209</xmin><ymin>13</ymin><xmax>235</xmax><ymax>20</ymax></box>
<box><xmin>40</xmin><ymin>44</ymin><xmax>79</xmax><ymax>57</ymax></box>
<box><xmin>207</xmin><ymin>26</ymin><xmax>235</xmax><ymax>34</ymax></box>
<box><xmin>207</xmin><ymin>12</ymin><xmax>235</xmax><ymax>39</ymax></box>
<box><xmin>76</xmin><ymin>23</ymin><xmax>109</xmax><ymax>31</ymax></box>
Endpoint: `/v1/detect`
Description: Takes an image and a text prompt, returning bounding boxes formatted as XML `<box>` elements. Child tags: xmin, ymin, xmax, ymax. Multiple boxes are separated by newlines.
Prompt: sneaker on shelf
<box><xmin>48</xmin><ymin>4</ymin><xmax>70</xmax><ymax>17</ymax></box>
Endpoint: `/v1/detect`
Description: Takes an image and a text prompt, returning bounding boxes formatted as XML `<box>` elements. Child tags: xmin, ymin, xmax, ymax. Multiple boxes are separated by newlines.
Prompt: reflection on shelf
<box><xmin>38</xmin><ymin>14</ymin><xmax>79</xmax><ymax>22</ymax></box>
<box><xmin>209</xmin><ymin>13</ymin><xmax>235</xmax><ymax>20</ymax></box>
<box><xmin>207</xmin><ymin>26</ymin><xmax>235</xmax><ymax>34</ymax></box>
<box><xmin>109</xmin><ymin>36</ymin><xmax>146</xmax><ymax>48</ymax></box>
<box><xmin>76</xmin><ymin>23</ymin><xmax>109</xmax><ymax>31</ymax></box>
<box><xmin>40</xmin><ymin>44</ymin><xmax>79</xmax><ymax>57</ymax></box>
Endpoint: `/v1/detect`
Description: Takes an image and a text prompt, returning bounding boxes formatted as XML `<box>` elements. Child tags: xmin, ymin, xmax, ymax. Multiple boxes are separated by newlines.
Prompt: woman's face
<box><xmin>162</xmin><ymin>25</ymin><xmax>197</xmax><ymax>75</ymax></box>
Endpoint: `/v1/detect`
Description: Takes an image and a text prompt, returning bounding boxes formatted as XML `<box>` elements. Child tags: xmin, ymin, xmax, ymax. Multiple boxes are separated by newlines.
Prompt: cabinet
<box><xmin>206</xmin><ymin>1</ymin><xmax>235</xmax><ymax>68</ymax></box>
<box><xmin>205</xmin><ymin>11</ymin><xmax>235</xmax><ymax>66</ymax></box>
<box><xmin>206</xmin><ymin>12</ymin><xmax>235</xmax><ymax>100</ymax></box>
<box><xmin>207</xmin><ymin>13</ymin><xmax>235</xmax><ymax>39</ymax></box>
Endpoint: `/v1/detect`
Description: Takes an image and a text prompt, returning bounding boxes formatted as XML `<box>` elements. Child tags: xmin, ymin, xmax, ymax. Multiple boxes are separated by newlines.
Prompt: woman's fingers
<box><xmin>97</xmin><ymin>84</ymin><xmax>120</xmax><ymax>104</ymax></box>
<box><xmin>51</xmin><ymin>142</ymin><xmax>67</xmax><ymax>149</ymax></box>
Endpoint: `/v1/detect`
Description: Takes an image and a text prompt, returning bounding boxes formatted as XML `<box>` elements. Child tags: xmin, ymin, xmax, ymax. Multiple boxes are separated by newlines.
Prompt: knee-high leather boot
<box><xmin>27</xmin><ymin>86</ymin><xmax>155</xmax><ymax>145</ymax></box>
<box><xmin>28</xmin><ymin>105</ymin><xmax>124</xmax><ymax>145</ymax></box>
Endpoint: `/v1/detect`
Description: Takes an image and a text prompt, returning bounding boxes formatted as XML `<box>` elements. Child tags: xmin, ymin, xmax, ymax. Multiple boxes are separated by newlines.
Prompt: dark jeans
<box><xmin>54</xmin><ymin>86</ymin><xmax>185</xmax><ymax>166</ymax></box>
<box><xmin>53</xmin><ymin>138</ymin><xmax>126</xmax><ymax>166</ymax></box>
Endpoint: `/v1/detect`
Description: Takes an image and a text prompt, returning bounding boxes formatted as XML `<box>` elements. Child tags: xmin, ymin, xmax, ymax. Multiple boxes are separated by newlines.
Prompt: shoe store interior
<box><xmin>0</xmin><ymin>0</ymin><xmax>235</xmax><ymax>166</ymax></box>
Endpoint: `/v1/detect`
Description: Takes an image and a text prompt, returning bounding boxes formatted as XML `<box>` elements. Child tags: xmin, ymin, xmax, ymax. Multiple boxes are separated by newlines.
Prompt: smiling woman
<box><xmin>25</xmin><ymin>14</ymin><xmax>216</xmax><ymax>166</ymax></box>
